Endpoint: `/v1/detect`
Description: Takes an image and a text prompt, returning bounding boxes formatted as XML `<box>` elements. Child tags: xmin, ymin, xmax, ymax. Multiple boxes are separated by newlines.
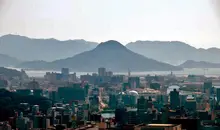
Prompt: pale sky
<box><xmin>0</xmin><ymin>0</ymin><xmax>220</xmax><ymax>48</ymax></box>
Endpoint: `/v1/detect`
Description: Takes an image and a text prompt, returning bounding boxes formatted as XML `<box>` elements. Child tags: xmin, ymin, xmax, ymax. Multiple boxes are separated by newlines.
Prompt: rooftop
<box><xmin>134</xmin><ymin>124</ymin><xmax>181</xmax><ymax>129</ymax></box>
<box><xmin>147</xmin><ymin>124</ymin><xmax>177</xmax><ymax>127</ymax></box>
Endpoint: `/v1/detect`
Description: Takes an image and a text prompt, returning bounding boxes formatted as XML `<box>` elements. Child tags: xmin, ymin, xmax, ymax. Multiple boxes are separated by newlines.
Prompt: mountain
<box><xmin>18</xmin><ymin>40</ymin><xmax>182</xmax><ymax>72</ymax></box>
<box><xmin>17</xmin><ymin>60</ymin><xmax>50</xmax><ymax>70</ymax></box>
<box><xmin>0</xmin><ymin>54</ymin><xmax>20</xmax><ymax>67</ymax></box>
<box><xmin>0</xmin><ymin>34</ymin><xmax>98</xmax><ymax>61</ymax></box>
<box><xmin>0</xmin><ymin>67</ymin><xmax>27</xmax><ymax>78</ymax></box>
<box><xmin>126</xmin><ymin>41</ymin><xmax>220</xmax><ymax>65</ymax></box>
<box><xmin>179</xmin><ymin>60</ymin><xmax>220</xmax><ymax>68</ymax></box>
<box><xmin>3</xmin><ymin>35</ymin><xmax>220</xmax><ymax>65</ymax></box>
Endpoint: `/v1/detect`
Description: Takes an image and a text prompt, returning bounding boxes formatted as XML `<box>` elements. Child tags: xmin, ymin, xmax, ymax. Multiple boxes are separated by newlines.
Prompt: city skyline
<box><xmin>1</xmin><ymin>1</ymin><xmax>220</xmax><ymax>129</ymax></box>
<box><xmin>0</xmin><ymin>0</ymin><xmax>220</xmax><ymax>49</ymax></box>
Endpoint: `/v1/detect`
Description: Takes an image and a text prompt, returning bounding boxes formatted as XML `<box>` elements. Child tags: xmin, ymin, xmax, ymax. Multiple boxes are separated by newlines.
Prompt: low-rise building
<box><xmin>134</xmin><ymin>124</ymin><xmax>182</xmax><ymax>130</ymax></box>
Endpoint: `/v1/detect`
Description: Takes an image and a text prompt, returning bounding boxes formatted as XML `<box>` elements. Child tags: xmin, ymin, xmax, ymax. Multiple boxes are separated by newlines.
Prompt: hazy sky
<box><xmin>0</xmin><ymin>0</ymin><xmax>220</xmax><ymax>48</ymax></box>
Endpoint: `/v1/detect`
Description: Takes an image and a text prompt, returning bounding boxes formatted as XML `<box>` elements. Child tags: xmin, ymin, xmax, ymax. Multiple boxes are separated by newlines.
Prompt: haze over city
<box><xmin>2</xmin><ymin>1</ymin><xmax>220</xmax><ymax>130</ymax></box>
<box><xmin>0</xmin><ymin>0</ymin><xmax>220</xmax><ymax>48</ymax></box>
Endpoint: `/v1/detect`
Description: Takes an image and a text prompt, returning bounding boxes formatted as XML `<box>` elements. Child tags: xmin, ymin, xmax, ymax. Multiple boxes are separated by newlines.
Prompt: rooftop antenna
<box><xmin>203</xmin><ymin>68</ymin><xmax>208</xmax><ymax>76</ymax></box>
<box><xmin>128</xmin><ymin>68</ymin><xmax>131</xmax><ymax>77</ymax></box>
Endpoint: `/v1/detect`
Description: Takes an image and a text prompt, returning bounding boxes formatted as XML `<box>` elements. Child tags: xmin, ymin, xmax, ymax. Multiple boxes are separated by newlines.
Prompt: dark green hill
<box><xmin>0</xmin><ymin>67</ymin><xmax>27</xmax><ymax>78</ymax></box>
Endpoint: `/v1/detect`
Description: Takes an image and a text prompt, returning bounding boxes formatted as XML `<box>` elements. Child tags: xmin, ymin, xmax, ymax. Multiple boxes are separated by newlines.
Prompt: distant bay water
<box><xmin>7</xmin><ymin>67</ymin><xmax>220</xmax><ymax>78</ymax></box>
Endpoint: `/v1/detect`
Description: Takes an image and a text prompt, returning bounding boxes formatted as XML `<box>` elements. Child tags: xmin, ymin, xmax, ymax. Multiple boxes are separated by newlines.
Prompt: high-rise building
<box><xmin>61</xmin><ymin>68</ymin><xmax>69</xmax><ymax>80</ymax></box>
<box><xmin>109</xmin><ymin>94</ymin><xmax>118</xmax><ymax>109</ymax></box>
<box><xmin>58</xmin><ymin>84</ymin><xmax>85</xmax><ymax>102</ymax></box>
<box><xmin>161</xmin><ymin>105</ymin><xmax>169</xmax><ymax>124</ymax></box>
<box><xmin>69</xmin><ymin>72</ymin><xmax>77</xmax><ymax>81</ymax></box>
<box><xmin>180</xmin><ymin>95</ymin><xmax>187</xmax><ymax>107</ymax></box>
<box><xmin>16</xmin><ymin>112</ymin><xmax>27</xmax><ymax>130</ymax></box>
<box><xmin>91</xmin><ymin>88</ymin><xmax>99</xmax><ymax>96</ymax></box>
<box><xmin>115</xmin><ymin>108</ymin><xmax>127</xmax><ymax>125</ymax></box>
<box><xmin>147</xmin><ymin>96</ymin><xmax>153</xmax><ymax>109</ymax></box>
<box><xmin>170</xmin><ymin>89</ymin><xmax>180</xmax><ymax>109</ymax></box>
<box><xmin>80</xmin><ymin>74</ymin><xmax>95</xmax><ymax>84</ymax></box>
<box><xmin>128</xmin><ymin>68</ymin><xmax>131</xmax><ymax>77</ymax></box>
<box><xmin>89</xmin><ymin>95</ymin><xmax>99</xmax><ymax>112</ymax></box>
<box><xmin>137</xmin><ymin>96</ymin><xmax>147</xmax><ymax>124</ymax></box>
<box><xmin>106</xmin><ymin>71</ymin><xmax>113</xmax><ymax>77</ymax></box>
<box><xmin>203</xmin><ymin>81</ymin><xmax>212</xmax><ymax>95</ymax></box>
<box><xmin>84</xmin><ymin>84</ymin><xmax>89</xmax><ymax>97</ymax></box>
<box><xmin>217</xmin><ymin>88</ymin><xmax>220</xmax><ymax>102</ymax></box>
<box><xmin>157</xmin><ymin>95</ymin><xmax>168</xmax><ymax>104</ymax></box>
<box><xmin>77</xmin><ymin>105</ymin><xmax>84</xmax><ymax>121</ymax></box>
<box><xmin>61</xmin><ymin>68</ymin><xmax>69</xmax><ymax>75</ymax></box>
<box><xmin>150</xmin><ymin>83</ymin><xmax>161</xmax><ymax>90</ymax></box>
<box><xmin>32</xmin><ymin>105</ymin><xmax>40</xmax><ymax>115</ymax></box>
<box><xmin>83</xmin><ymin>104</ymin><xmax>89</xmax><ymax>121</ymax></box>
<box><xmin>27</xmin><ymin>121</ymin><xmax>33</xmax><ymax>130</ymax></box>
<box><xmin>122</xmin><ymin>83</ymin><xmax>130</xmax><ymax>91</ymax></box>
<box><xmin>137</xmin><ymin>96</ymin><xmax>147</xmax><ymax>112</ymax></box>
<box><xmin>49</xmin><ymin>91</ymin><xmax>58</xmax><ymax>103</ymax></box>
<box><xmin>110</xmin><ymin>75</ymin><xmax>124</xmax><ymax>85</ymax></box>
<box><xmin>44</xmin><ymin>72</ymin><xmax>63</xmax><ymax>82</ymax></box>
<box><xmin>185</xmin><ymin>99</ymin><xmax>197</xmax><ymax>111</ymax></box>
<box><xmin>127</xmin><ymin>109</ymin><xmax>138</xmax><ymax>125</ymax></box>
<box><xmin>122</xmin><ymin>95</ymin><xmax>137</xmax><ymax>107</ymax></box>
<box><xmin>98</xmin><ymin>67</ymin><xmax>106</xmax><ymax>76</ymax></box>
<box><xmin>33</xmin><ymin>115</ymin><xmax>46</xmax><ymax>128</ymax></box>
<box><xmin>128</xmin><ymin>77</ymin><xmax>140</xmax><ymax>88</ymax></box>
<box><xmin>28</xmin><ymin>79</ymin><xmax>40</xmax><ymax>89</ymax></box>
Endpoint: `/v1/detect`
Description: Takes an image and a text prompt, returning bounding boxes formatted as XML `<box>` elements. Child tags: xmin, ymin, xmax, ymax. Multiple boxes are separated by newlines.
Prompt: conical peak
<box><xmin>96</xmin><ymin>40</ymin><xmax>126</xmax><ymax>50</ymax></box>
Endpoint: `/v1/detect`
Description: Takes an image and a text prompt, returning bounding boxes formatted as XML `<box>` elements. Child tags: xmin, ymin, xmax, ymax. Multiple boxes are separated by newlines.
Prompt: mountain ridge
<box><xmin>0</xmin><ymin>54</ymin><xmax>21</xmax><ymax>67</ymax></box>
<box><xmin>126</xmin><ymin>41</ymin><xmax>220</xmax><ymax>65</ymax></box>
<box><xmin>2</xmin><ymin>34</ymin><xmax>220</xmax><ymax>65</ymax></box>
<box><xmin>0</xmin><ymin>34</ymin><xmax>98</xmax><ymax>61</ymax></box>
<box><xmin>18</xmin><ymin>40</ymin><xmax>182</xmax><ymax>72</ymax></box>
<box><xmin>0</xmin><ymin>34</ymin><xmax>90</xmax><ymax>43</ymax></box>
<box><xmin>179</xmin><ymin>60</ymin><xmax>220</xmax><ymax>68</ymax></box>
<box><xmin>2</xmin><ymin>34</ymin><xmax>219</xmax><ymax>50</ymax></box>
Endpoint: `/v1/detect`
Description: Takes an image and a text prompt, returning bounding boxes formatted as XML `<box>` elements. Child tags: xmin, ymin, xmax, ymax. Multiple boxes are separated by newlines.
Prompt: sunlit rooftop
<box><xmin>147</xmin><ymin>124</ymin><xmax>176</xmax><ymax>127</ymax></box>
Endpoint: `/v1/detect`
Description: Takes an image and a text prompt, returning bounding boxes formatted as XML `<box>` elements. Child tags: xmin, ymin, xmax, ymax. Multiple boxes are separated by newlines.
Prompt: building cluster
<box><xmin>44</xmin><ymin>68</ymin><xmax>77</xmax><ymax>82</ymax></box>
<box><xmin>2</xmin><ymin>68</ymin><xmax>220</xmax><ymax>130</ymax></box>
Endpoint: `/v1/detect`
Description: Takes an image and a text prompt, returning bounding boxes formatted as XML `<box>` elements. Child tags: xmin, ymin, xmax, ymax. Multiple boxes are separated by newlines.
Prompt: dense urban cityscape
<box><xmin>1</xmin><ymin>0</ymin><xmax>220</xmax><ymax>130</ymax></box>
<box><xmin>0</xmin><ymin>66</ymin><xmax>220</xmax><ymax>130</ymax></box>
